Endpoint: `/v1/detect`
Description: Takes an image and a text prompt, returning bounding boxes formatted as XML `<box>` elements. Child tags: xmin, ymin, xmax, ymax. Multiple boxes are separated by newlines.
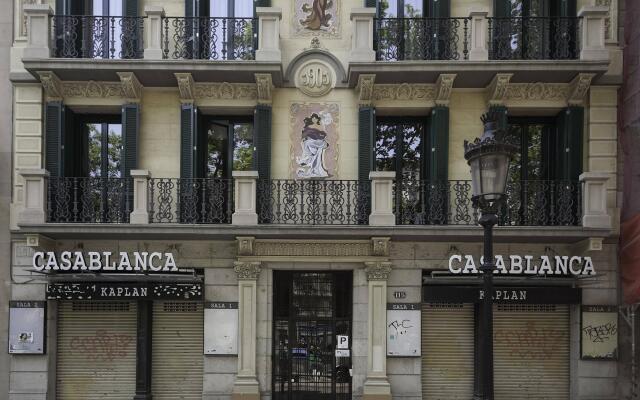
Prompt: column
<box><xmin>18</xmin><ymin>169</ymin><xmax>49</xmax><ymax>225</ymax></box>
<box><xmin>578</xmin><ymin>6</ymin><xmax>609</xmax><ymax>61</ymax></box>
<box><xmin>369</xmin><ymin>172</ymin><xmax>395</xmax><ymax>226</ymax></box>
<box><xmin>468</xmin><ymin>8</ymin><xmax>489</xmax><ymax>61</ymax></box>
<box><xmin>255</xmin><ymin>7</ymin><xmax>282</xmax><ymax>62</ymax></box>
<box><xmin>144</xmin><ymin>6</ymin><xmax>165</xmax><ymax>60</ymax></box>
<box><xmin>23</xmin><ymin>5</ymin><xmax>52</xmax><ymax>59</ymax></box>
<box><xmin>232</xmin><ymin>261</ymin><xmax>262</xmax><ymax>400</ymax></box>
<box><xmin>232</xmin><ymin>171</ymin><xmax>259</xmax><ymax>225</ymax></box>
<box><xmin>350</xmin><ymin>8</ymin><xmax>377</xmax><ymax>62</ymax></box>
<box><xmin>363</xmin><ymin>261</ymin><xmax>392</xmax><ymax>400</ymax></box>
<box><xmin>130</xmin><ymin>169</ymin><xmax>150</xmax><ymax>224</ymax></box>
<box><xmin>580</xmin><ymin>172</ymin><xmax>611</xmax><ymax>228</ymax></box>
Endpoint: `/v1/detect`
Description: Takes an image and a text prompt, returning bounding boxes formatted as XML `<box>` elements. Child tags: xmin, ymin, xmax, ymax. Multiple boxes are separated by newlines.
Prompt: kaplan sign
<box><xmin>32</xmin><ymin>251</ymin><xmax>178</xmax><ymax>273</ymax></box>
<box><xmin>449</xmin><ymin>254</ymin><xmax>595</xmax><ymax>276</ymax></box>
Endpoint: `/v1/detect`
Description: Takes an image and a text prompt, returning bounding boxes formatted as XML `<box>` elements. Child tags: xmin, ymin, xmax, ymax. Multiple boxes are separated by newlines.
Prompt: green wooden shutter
<box><xmin>180</xmin><ymin>103</ymin><xmax>196</xmax><ymax>179</ymax></box>
<box><xmin>427</xmin><ymin>0</ymin><xmax>450</xmax><ymax>18</ymax></box>
<box><xmin>427</xmin><ymin>106</ymin><xmax>449</xmax><ymax>182</ymax></box>
<box><xmin>493</xmin><ymin>0</ymin><xmax>511</xmax><ymax>17</ymax></box>
<box><xmin>194</xmin><ymin>108</ymin><xmax>206</xmax><ymax>179</ymax></box>
<box><xmin>365</xmin><ymin>0</ymin><xmax>376</xmax><ymax>8</ymax></box>
<box><xmin>556</xmin><ymin>107</ymin><xmax>583</xmax><ymax>181</ymax></box>
<box><xmin>554</xmin><ymin>0</ymin><xmax>576</xmax><ymax>17</ymax></box>
<box><xmin>123</xmin><ymin>0</ymin><xmax>140</xmax><ymax>58</ymax></box>
<box><xmin>124</xmin><ymin>0</ymin><xmax>138</xmax><ymax>16</ymax></box>
<box><xmin>254</xmin><ymin>105</ymin><xmax>272</xmax><ymax>181</ymax></box>
<box><xmin>358</xmin><ymin>107</ymin><xmax>375</xmax><ymax>182</ymax></box>
<box><xmin>489</xmin><ymin>105</ymin><xmax>508</xmax><ymax>132</ymax></box>
<box><xmin>45</xmin><ymin>102</ymin><xmax>64</xmax><ymax>177</ymax></box>
<box><xmin>255</xmin><ymin>0</ymin><xmax>271</xmax><ymax>7</ymax></box>
<box><xmin>121</xmin><ymin>103</ymin><xmax>140</xmax><ymax>178</ymax></box>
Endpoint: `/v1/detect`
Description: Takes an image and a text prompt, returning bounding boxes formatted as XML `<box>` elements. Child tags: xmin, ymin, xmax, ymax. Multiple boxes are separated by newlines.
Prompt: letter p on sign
<box><xmin>337</xmin><ymin>335</ymin><xmax>349</xmax><ymax>349</ymax></box>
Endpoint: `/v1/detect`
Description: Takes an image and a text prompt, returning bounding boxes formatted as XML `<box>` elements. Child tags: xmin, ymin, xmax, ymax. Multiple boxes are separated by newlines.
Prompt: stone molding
<box><xmin>372</xmin><ymin>83</ymin><xmax>435</xmax><ymax>102</ymax></box>
<box><xmin>235</xmin><ymin>238</ymin><xmax>390</xmax><ymax>259</ymax></box>
<box><xmin>356</xmin><ymin>74</ymin><xmax>376</xmax><ymax>106</ymax></box>
<box><xmin>435</xmin><ymin>74</ymin><xmax>456</xmax><ymax>106</ymax></box>
<box><xmin>371</xmin><ymin>237</ymin><xmax>390</xmax><ymax>257</ymax></box>
<box><xmin>194</xmin><ymin>82</ymin><xmax>257</xmax><ymax>100</ymax></box>
<box><xmin>117</xmin><ymin>72</ymin><xmax>142</xmax><ymax>102</ymax></box>
<box><xmin>175</xmin><ymin>72</ymin><xmax>195</xmax><ymax>103</ymax></box>
<box><xmin>37</xmin><ymin>70</ymin><xmax>62</xmax><ymax>100</ymax></box>
<box><xmin>364</xmin><ymin>261</ymin><xmax>392</xmax><ymax>281</ymax></box>
<box><xmin>485</xmin><ymin>73</ymin><xmax>594</xmax><ymax>107</ymax></box>
<box><xmin>38</xmin><ymin>70</ymin><xmax>145</xmax><ymax>102</ymax></box>
<box><xmin>255</xmin><ymin>73</ymin><xmax>273</xmax><ymax>105</ymax></box>
<box><xmin>233</xmin><ymin>261</ymin><xmax>262</xmax><ymax>280</ymax></box>
<box><xmin>596</xmin><ymin>0</ymin><xmax>617</xmax><ymax>43</ymax></box>
<box><xmin>237</xmin><ymin>237</ymin><xmax>255</xmax><ymax>256</ymax></box>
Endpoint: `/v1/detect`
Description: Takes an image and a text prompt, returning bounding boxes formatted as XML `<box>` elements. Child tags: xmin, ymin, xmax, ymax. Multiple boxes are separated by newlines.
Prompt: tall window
<box><xmin>202</xmin><ymin>117</ymin><xmax>254</xmax><ymax>178</ymax></box>
<box><xmin>375</xmin><ymin>119</ymin><xmax>425</xmax><ymax>181</ymax></box>
<box><xmin>87</xmin><ymin>122</ymin><xmax>123</xmax><ymax>178</ymax></box>
<box><xmin>210</xmin><ymin>0</ymin><xmax>254</xmax><ymax>17</ymax></box>
<box><xmin>379</xmin><ymin>0</ymin><xmax>424</xmax><ymax>18</ymax></box>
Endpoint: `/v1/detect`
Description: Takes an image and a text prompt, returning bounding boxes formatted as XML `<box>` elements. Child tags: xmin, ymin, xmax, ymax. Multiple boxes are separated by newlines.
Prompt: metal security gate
<box><xmin>494</xmin><ymin>304</ymin><xmax>569</xmax><ymax>400</ymax></box>
<box><xmin>421</xmin><ymin>303</ymin><xmax>475</xmax><ymax>399</ymax></box>
<box><xmin>152</xmin><ymin>301</ymin><xmax>204</xmax><ymax>400</ymax></box>
<box><xmin>56</xmin><ymin>301</ymin><xmax>137</xmax><ymax>400</ymax></box>
<box><xmin>273</xmin><ymin>271</ymin><xmax>352</xmax><ymax>400</ymax></box>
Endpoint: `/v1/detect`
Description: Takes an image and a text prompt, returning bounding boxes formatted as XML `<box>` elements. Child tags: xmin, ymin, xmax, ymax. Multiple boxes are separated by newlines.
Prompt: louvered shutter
<box><xmin>255</xmin><ymin>0</ymin><xmax>271</xmax><ymax>7</ymax></box>
<box><xmin>427</xmin><ymin>0</ymin><xmax>450</xmax><ymax>18</ymax></box>
<box><xmin>45</xmin><ymin>101</ymin><xmax>64</xmax><ymax>177</ymax></box>
<box><xmin>556</xmin><ymin>106</ymin><xmax>583</xmax><ymax>181</ymax></box>
<box><xmin>421</xmin><ymin>303</ymin><xmax>475</xmax><ymax>399</ymax></box>
<box><xmin>56</xmin><ymin>301</ymin><xmax>137</xmax><ymax>400</ymax></box>
<box><xmin>358</xmin><ymin>107</ymin><xmax>375</xmax><ymax>182</ymax></box>
<box><xmin>493</xmin><ymin>0</ymin><xmax>511</xmax><ymax>17</ymax></box>
<box><xmin>365</xmin><ymin>0</ymin><xmax>376</xmax><ymax>7</ymax></box>
<box><xmin>254</xmin><ymin>105</ymin><xmax>272</xmax><ymax>181</ymax></box>
<box><xmin>121</xmin><ymin>103</ymin><xmax>139</xmax><ymax>178</ymax></box>
<box><xmin>151</xmin><ymin>302</ymin><xmax>204</xmax><ymax>399</ymax></box>
<box><xmin>493</xmin><ymin>304</ymin><xmax>570</xmax><ymax>400</ymax></box>
<box><xmin>180</xmin><ymin>103</ymin><xmax>196</xmax><ymax>179</ymax></box>
<box><xmin>122</xmin><ymin>0</ymin><xmax>141</xmax><ymax>58</ymax></box>
<box><xmin>426</xmin><ymin>107</ymin><xmax>449</xmax><ymax>224</ymax></box>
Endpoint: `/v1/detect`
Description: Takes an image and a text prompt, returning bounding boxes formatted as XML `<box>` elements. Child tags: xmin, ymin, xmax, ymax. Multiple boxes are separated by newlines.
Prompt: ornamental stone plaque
<box><xmin>295</xmin><ymin>60</ymin><xmax>334</xmax><ymax>97</ymax></box>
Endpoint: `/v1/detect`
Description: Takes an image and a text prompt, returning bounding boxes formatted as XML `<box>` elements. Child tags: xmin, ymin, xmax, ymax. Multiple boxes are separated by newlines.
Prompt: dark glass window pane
<box><xmin>401</xmin><ymin>123</ymin><xmax>422</xmax><ymax>180</ymax></box>
<box><xmin>508</xmin><ymin>124</ymin><xmax>523</xmax><ymax>184</ymax></box>
<box><xmin>526</xmin><ymin>124</ymin><xmax>543</xmax><ymax>180</ymax></box>
<box><xmin>87</xmin><ymin>123</ymin><xmax>102</xmax><ymax>177</ymax></box>
<box><xmin>207</xmin><ymin>122</ymin><xmax>228</xmax><ymax>178</ymax></box>
<box><xmin>106</xmin><ymin>124</ymin><xmax>122</xmax><ymax>178</ymax></box>
<box><xmin>375</xmin><ymin>122</ymin><xmax>397</xmax><ymax>171</ymax></box>
<box><xmin>233</xmin><ymin>123</ymin><xmax>254</xmax><ymax>171</ymax></box>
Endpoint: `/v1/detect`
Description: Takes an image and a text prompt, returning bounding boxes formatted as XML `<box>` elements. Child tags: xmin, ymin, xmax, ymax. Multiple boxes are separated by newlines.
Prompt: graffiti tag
<box><xmin>582</xmin><ymin>322</ymin><xmax>617</xmax><ymax>343</ymax></box>
<box><xmin>69</xmin><ymin>330</ymin><xmax>134</xmax><ymax>362</ymax></box>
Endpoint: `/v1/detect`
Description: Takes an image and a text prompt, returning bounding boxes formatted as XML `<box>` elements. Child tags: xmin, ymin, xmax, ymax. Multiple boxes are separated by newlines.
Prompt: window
<box><xmin>379</xmin><ymin>0</ymin><xmax>425</xmax><ymax>18</ymax></box>
<box><xmin>209</xmin><ymin>0</ymin><xmax>254</xmax><ymax>17</ymax></box>
<box><xmin>375</xmin><ymin>118</ymin><xmax>425</xmax><ymax>181</ymax></box>
<box><xmin>202</xmin><ymin>117</ymin><xmax>254</xmax><ymax>178</ymax></box>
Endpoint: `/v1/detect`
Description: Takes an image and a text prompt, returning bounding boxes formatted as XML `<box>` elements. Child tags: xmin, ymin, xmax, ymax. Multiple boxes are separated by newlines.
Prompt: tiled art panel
<box><xmin>293</xmin><ymin>0</ymin><xmax>341</xmax><ymax>37</ymax></box>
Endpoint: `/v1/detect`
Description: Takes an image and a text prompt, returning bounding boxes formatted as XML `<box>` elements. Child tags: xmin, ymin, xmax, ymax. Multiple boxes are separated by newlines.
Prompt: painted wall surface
<box><xmin>139</xmin><ymin>89</ymin><xmax>181</xmax><ymax>178</ymax></box>
<box><xmin>447</xmin><ymin>90</ymin><xmax>486</xmax><ymax>181</ymax></box>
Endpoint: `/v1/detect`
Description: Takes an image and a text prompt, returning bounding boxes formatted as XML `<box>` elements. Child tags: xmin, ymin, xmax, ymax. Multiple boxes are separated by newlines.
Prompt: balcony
<box><xmin>348</xmin><ymin>6</ymin><xmax>610</xmax><ymax>86</ymax></box>
<box><xmin>20</xmin><ymin>5</ymin><xmax>283</xmax><ymax>85</ymax></box>
<box><xmin>17</xmin><ymin>169</ymin><xmax>612</xmax><ymax>242</ymax></box>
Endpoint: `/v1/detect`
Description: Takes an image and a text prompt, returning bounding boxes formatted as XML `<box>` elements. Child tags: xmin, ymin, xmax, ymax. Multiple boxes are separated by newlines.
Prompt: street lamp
<box><xmin>464</xmin><ymin>111</ymin><xmax>518</xmax><ymax>400</ymax></box>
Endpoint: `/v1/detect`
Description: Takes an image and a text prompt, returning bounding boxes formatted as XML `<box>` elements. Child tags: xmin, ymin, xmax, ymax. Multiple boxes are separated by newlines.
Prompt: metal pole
<box><xmin>479</xmin><ymin>212</ymin><xmax>497</xmax><ymax>400</ymax></box>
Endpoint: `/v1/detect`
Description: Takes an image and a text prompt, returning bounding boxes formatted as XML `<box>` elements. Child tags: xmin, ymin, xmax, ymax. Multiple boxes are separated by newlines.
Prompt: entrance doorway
<box><xmin>272</xmin><ymin>271</ymin><xmax>352</xmax><ymax>400</ymax></box>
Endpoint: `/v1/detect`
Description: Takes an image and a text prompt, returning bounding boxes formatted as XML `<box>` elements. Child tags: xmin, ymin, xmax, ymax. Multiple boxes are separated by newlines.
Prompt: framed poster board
<box><xmin>9</xmin><ymin>301</ymin><xmax>46</xmax><ymax>354</ymax></box>
<box><xmin>387</xmin><ymin>303</ymin><xmax>421</xmax><ymax>357</ymax></box>
<box><xmin>581</xmin><ymin>305</ymin><xmax>618</xmax><ymax>360</ymax></box>
<box><xmin>204</xmin><ymin>302</ymin><xmax>238</xmax><ymax>355</ymax></box>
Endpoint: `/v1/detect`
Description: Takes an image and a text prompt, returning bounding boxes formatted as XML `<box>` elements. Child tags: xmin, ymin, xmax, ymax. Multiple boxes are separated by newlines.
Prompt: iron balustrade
<box><xmin>375</xmin><ymin>17</ymin><xmax>470</xmax><ymax>61</ymax></box>
<box><xmin>488</xmin><ymin>16</ymin><xmax>580</xmax><ymax>60</ymax></box>
<box><xmin>162</xmin><ymin>16</ymin><xmax>257</xmax><ymax>60</ymax></box>
<box><xmin>257</xmin><ymin>179</ymin><xmax>371</xmax><ymax>225</ymax></box>
<box><xmin>47</xmin><ymin>177</ymin><xmax>132</xmax><ymax>223</ymax></box>
<box><xmin>51</xmin><ymin>15</ymin><xmax>144</xmax><ymax>59</ymax></box>
<box><xmin>148</xmin><ymin>178</ymin><xmax>233</xmax><ymax>224</ymax></box>
<box><xmin>395</xmin><ymin>180</ymin><xmax>582</xmax><ymax>226</ymax></box>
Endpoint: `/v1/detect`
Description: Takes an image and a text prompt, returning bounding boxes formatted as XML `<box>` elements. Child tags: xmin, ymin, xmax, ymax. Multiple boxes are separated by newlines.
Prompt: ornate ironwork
<box><xmin>148</xmin><ymin>178</ymin><xmax>233</xmax><ymax>224</ymax></box>
<box><xmin>394</xmin><ymin>180</ymin><xmax>581</xmax><ymax>226</ymax></box>
<box><xmin>257</xmin><ymin>179</ymin><xmax>370</xmax><ymax>225</ymax></box>
<box><xmin>47</xmin><ymin>177</ymin><xmax>132</xmax><ymax>223</ymax></box>
<box><xmin>162</xmin><ymin>16</ymin><xmax>257</xmax><ymax>60</ymax></box>
<box><xmin>375</xmin><ymin>17</ymin><xmax>469</xmax><ymax>61</ymax></box>
<box><xmin>47</xmin><ymin>282</ymin><xmax>203</xmax><ymax>301</ymax></box>
<box><xmin>488</xmin><ymin>16</ymin><xmax>580</xmax><ymax>60</ymax></box>
<box><xmin>51</xmin><ymin>15</ymin><xmax>144</xmax><ymax>59</ymax></box>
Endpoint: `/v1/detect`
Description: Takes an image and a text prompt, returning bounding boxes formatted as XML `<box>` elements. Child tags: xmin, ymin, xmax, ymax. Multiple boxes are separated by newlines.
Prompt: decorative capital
<box><xmin>117</xmin><ymin>72</ymin><xmax>143</xmax><ymax>102</ymax></box>
<box><xmin>567</xmin><ymin>73</ymin><xmax>595</xmax><ymax>106</ymax></box>
<box><xmin>371</xmin><ymin>237</ymin><xmax>390</xmax><ymax>257</ymax></box>
<box><xmin>435</xmin><ymin>74</ymin><xmax>456</xmax><ymax>106</ymax></box>
<box><xmin>175</xmin><ymin>73</ymin><xmax>195</xmax><ymax>103</ymax></box>
<box><xmin>364</xmin><ymin>261</ymin><xmax>392</xmax><ymax>281</ymax></box>
<box><xmin>485</xmin><ymin>73</ymin><xmax>512</xmax><ymax>106</ymax></box>
<box><xmin>255</xmin><ymin>73</ymin><xmax>273</xmax><ymax>105</ymax></box>
<box><xmin>237</xmin><ymin>236</ymin><xmax>255</xmax><ymax>256</ymax></box>
<box><xmin>234</xmin><ymin>261</ymin><xmax>262</xmax><ymax>280</ymax></box>
<box><xmin>357</xmin><ymin>74</ymin><xmax>376</xmax><ymax>106</ymax></box>
<box><xmin>37</xmin><ymin>71</ymin><xmax>62</xmax><ymax>100</ymax></box>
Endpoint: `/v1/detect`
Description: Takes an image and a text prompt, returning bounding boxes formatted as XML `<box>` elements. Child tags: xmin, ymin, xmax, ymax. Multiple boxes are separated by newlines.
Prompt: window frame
<box><xmin>199</xmin><ymin>115</ymin><xmax>255</xmax><ymax>179</ymax></box>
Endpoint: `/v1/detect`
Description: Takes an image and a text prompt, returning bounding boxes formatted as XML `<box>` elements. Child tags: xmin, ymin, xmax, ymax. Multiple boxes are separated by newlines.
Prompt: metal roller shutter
<box><xmin>421</xmin><ymin>303</ymin><xmax>475</xmax><ymax>399</ymax></box>
<box><xmin>152</xmin><ymin>301</ymin><xmax>204</xmax><ymax>399</ymax></box>
<box><xmin>56</xmin><ymin>301</ymin><xmax>137</xmax><ymax>400</ymax></box>
<box><xmin>494</xmin><ymin>304</ymin><xmax>570</xmax><ymax>400</ymax></box>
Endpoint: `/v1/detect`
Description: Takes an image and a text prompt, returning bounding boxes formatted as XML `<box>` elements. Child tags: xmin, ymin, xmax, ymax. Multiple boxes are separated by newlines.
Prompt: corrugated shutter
<box><xmin>421</xmin><ymin>303</ymin><xmax>475</xmax><ymax>399</ymax></box>
<box><xmin>494</xmin><ymin>304</ymin><xmax>569</xmax><ymax>400</ymax></box>
<box><xmin>56</xmin><ymin>301</ymin><xmax>137</xmax><ymax>400</ymax></box>
<box><xmin>152</xmin><ymin>301</ymin><xmax>204</xmax><ymax>400</ymax></box>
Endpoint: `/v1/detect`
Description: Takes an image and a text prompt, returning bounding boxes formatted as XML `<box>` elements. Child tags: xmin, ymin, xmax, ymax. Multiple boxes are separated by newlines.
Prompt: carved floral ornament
<box><xmin>174</xmin><ymin>73</ymin><xmax>258</xmax><ymax>102</ymax></box>
<box><xmin>233</xmin><ymin>261</ymin><xmax>262</xmax><ymax>280</ymax></box>
<box><xmin>486</xmin><ymin>73</ymin><xmax>595</xmax><ymax>107</ymax></box>
<box><xmin>373</xmin><ymin>83</ymin><xmax>436</xmax><ymax>102</ymax></box>
<box><xmin>37</xmin><ymin>71</ymin><xmax>142</xmax><ymax>102</ymax></box>
<box><xmin>364</xmin><ymin>261</ymin><xmax>392</xmax><ymax>281</ymax></box>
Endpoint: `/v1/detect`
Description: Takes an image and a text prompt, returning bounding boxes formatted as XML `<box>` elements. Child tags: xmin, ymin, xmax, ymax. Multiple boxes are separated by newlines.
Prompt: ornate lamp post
<box><xmin>464</xmin><ymin>111</ymin><xmax>518</xmax><ymax>400</ymax></box>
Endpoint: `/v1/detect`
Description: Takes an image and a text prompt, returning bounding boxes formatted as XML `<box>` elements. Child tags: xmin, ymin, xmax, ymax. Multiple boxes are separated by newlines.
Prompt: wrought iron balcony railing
<box><xmin>257</xmin><ymin>179</ymin><xmax>371</xmax><ymax>225</ymax></box>
<box><xmin>375</xmin><ymin>17</ymin><xmax>470</xmax><ymax>61</ymax></box>
<box><xmin>161</xmin><ymin>16</ymin><xmax>257</xmax><ymax>60</ymax></box>
<box><xmin>148</xmin><ymin>178</ymin><xmax>233</xmax><ymax>224</ymax></box>
<box><xmin>47</xmin><ymin>177</ymin><xmax>132</xmax><ymax>223</ymax></box>
<box><xmin>488</xmin><ymin>16</ymin><xmax>580</xmax><ymax>60</ymax></box>
<box><xmin>51</xmin><ymin>15</ymin><xmax>144</xmax><ymax>59</ymax></box>
<box><xmin>395</xmin><ymin>179</ymin><xmax>582</xmax><ymax>226</ymax></box>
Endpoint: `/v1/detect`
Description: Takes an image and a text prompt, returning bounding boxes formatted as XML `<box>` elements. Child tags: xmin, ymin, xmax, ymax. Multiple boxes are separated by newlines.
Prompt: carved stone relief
<box><xmin>193</xmin><ymin>83</ymin><xmax>258</xmax><ymax>100</ymax></box>
<box><xmin>233</xmin><ymin>261</ymin><xmax>262</xmax><ymax>280</ymax></box>
<box><xmin>373</xmin><ymin>84</ymin><xmax>435</xmax><ymax>101</ymax></box>
<box><xmin>295</xmin><ymin>60</ymin><xmax>334</xmax><ymax>97</ymax></box>
<box><xmin>364</xmin><ymin>261</ymin><xmax>392</xmax><ymax>281</ymax></box>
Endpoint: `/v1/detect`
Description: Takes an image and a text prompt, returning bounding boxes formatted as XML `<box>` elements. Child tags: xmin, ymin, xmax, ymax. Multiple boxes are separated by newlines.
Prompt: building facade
<box><xmin>6</xmin><ymin>0</ymin><xmax>626</xmax><ymax>399</ymax></box>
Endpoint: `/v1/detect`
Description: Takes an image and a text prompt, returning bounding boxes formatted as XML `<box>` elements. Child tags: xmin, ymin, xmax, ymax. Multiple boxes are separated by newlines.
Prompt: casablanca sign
<box><xmin>448</xmin><ymin>254</ymin><xmax>595</xmax><ymax>276</ymax></box>
<box><xmin>32</xmin><ymin>251</ymin><xmax>178</xmax><ymax>273</ymax></box>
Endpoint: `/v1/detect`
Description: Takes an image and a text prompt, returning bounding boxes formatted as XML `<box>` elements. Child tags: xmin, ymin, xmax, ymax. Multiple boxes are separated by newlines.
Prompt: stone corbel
<box><xmin>37</xmin><ymin>71</ymin><xmax>62</xmax><ymax>101</ymax></box>
<box><xmin>485</xmin><ymin>73</ymin><xmax>512</xmax><ymax>106</ymax></box>
<box><xmin>572</xmin><ymin>237</ymin><xmax>604</xmax><ymax>254</ymax></box>
<box><xmin>237</xmin><ymin>237</ymin><xmax>256</xmax><ymax>257</ymax></box>
<box><xmin>435</xmin><ymin>74</ymin><xmax>456</xmax><ymax>107</ymax></box>
<box><xmin>25</xmin><ymin>234</ymin><xmax>56</xmax><ymax>251</ymax></box>
<box><xmin>371</xmin><ymin>237</ymin><xmax>390</xmax><ymax>257</ymax></box>
<box><xmin>117</xmin><ymin>72</ymin><xmax>143</xmax><ymax>103</ymax></box>
<box><xmin>567</xmin><ymin>73</ymin><xmax>595</xmax><ymax>106</ymax></box>
<box><xmin>357</xmin><ymin>74</ymin><xmax>376</xmax><ymax>106</ymax></box>
<box><xmin>364</xmin><ymin>261</ymin><xmax>392</xmax><ymax>281</ymax></box>
<box><xmin>254</xmin><ymin>73</ymin><xmax>273</xmax><ymax>105</ymax></box>
<box><xmin>233</xmin><ymin>261</ymin><xmax>262</xmax><ymax>280</ymax></box>
<box><xmin>175</xmin><ymin>73</ymin><xmax>195</xmax><ymax>103</ymax></box>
